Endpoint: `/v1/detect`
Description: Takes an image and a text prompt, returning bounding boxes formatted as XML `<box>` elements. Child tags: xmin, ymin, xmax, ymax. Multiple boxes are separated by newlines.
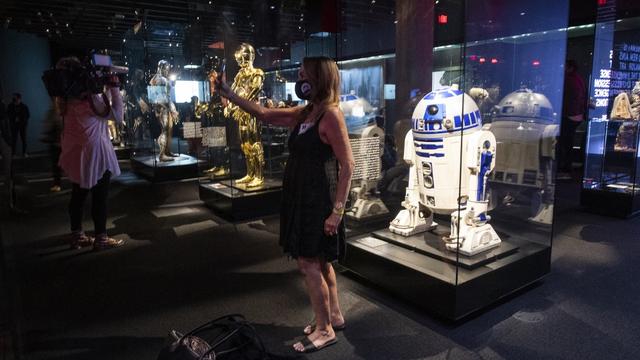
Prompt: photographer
<box><xmin>54</xmin><ymin>57</ymin><xmax>125</xmax><ymax>250</ymax></box>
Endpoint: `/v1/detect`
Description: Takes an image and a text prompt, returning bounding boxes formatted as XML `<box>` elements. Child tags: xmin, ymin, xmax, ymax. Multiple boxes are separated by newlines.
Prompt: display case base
<box><xmin>199</xmin><ymin>178</ymin><xmax>282</xmax><ymax>222</ymax></box>
<box><xmin>219</xmin><ymin>178</ymin><xmax>283</xmax><ymax>193</ymax></box>
<box><xmin>372</xmin><ymin>228</ymin><xmax>519</xmax><ymax>270</ymax></box>
<box><xmin>342</xmin><ymin>230</ymin><xmax>549</xmax><ymax>320</ymax></box>
<box><xmin>131</xmin><ymin>154</ymin><xmax>199</xmax><ymax>182</ymax></box>
<box><xmin>580</xmin><ymin>188</ymin><xmax>640</xmax><ymax>218</ymax></box>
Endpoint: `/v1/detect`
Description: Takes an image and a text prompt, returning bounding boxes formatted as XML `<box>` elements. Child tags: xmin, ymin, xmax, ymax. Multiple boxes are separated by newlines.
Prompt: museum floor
<box><xmin>2</xmin><ymin>156</ymin><xmax>640</xmax><ymax>360</ymax></box>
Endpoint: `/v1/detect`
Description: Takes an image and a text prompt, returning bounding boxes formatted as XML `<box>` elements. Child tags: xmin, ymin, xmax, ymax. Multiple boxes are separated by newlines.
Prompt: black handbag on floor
<box><xmin>157</xmin><ymin>314</ymin><xmax>270</xmax><ymax>360</ymax></box>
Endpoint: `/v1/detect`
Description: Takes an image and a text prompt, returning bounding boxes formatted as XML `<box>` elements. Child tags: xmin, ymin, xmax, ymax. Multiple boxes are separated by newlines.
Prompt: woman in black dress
<box><xmin>216</xmin><ymin>57</ymin><xmax>354</xmax><ymax>353</ymax></box>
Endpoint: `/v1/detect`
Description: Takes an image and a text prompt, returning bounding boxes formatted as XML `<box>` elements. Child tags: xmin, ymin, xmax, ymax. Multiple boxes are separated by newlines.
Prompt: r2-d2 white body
<box><xmin>389</xmin><ymin>86</ymin><xmax>501</xmax><ymax>256</ymax></box>
<box><xmin>487</xmin><ymin>89</ymin><xmax>558</xmax><ymax>226</ymax></box>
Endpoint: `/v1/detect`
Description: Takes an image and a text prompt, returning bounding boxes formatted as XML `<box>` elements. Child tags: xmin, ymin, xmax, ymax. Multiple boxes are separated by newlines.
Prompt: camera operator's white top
<box><xmin>59</xmin><ymin>87</ymin><xmax>123</xmax><ymax>189</ymax></box>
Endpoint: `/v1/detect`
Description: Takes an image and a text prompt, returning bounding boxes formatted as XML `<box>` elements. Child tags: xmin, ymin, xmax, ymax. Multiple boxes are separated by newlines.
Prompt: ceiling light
<box><xmin>184</xmin><ymin>64</ymin><xmax>200</xmax><ymax>69</ymax></box>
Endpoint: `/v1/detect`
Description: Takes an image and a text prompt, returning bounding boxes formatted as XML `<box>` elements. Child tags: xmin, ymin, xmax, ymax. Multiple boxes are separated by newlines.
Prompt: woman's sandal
<box><xmin>303</xmin><ymin>321</ymin><xmax>346</xmax><ymax>335</ymax></box>
<box><xmin>70</xmin><ymin>233</ymin><xmax>94</xmax><ymax>249</ymax></box>
<box><xmin>294</xmin><ymin>335</ymin><xmax>338</xmax><ymax>353</ymax></box>
<box><xmin>93</xmin><ymin>237</ymin><xmax>125</xmax><ymax>251</ymax></box>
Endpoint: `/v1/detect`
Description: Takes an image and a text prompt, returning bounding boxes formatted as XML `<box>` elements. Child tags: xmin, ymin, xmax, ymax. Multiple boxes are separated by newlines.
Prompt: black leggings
<box><xmin>11</xmin><ymin>123</ymin><xmax>27</xmax><ymax>155</ymax></box>
<box><xmin>69</xmin><ymin>171</ymin><xmax>111</xmax><ymax>235</ymax></box>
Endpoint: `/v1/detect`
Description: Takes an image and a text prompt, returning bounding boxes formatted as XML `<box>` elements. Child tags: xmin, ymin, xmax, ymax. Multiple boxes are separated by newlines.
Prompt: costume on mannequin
<box><xmin>631</xmin><ymin>81</ymin><xmax>640</xmax><ymax>120</ymax></box>
<box><xmin>224</xmin><ymin>43</ymin><xmax>265</xmax><ymax>188</ymax></box>
<box><xmin>611</xmin><ymin>92</ymin><xmax>637</xmax><ymax>152</ymax></box>
<box><xmin>149</xmin><ymin>60</ymin><xmax>179</xmax><ymax>162</ymax></box>
<box><xmin>203</xmin><ymin>66</ymin><xmax>230</xmax><ymax>178</ymax></box>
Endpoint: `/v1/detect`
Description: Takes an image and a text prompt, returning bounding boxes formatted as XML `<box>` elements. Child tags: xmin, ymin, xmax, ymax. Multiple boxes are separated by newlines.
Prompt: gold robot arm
<box><xmin>244</xmin><ymin>70</ymin><xmax>265</xmax><ymax>102</ymax></box>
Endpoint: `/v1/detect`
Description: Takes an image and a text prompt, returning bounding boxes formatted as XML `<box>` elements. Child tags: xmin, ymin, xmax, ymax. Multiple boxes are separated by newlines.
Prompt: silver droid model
<box><xmin>149</xmin><ymin>60</ymin><xmax>179</xmax><ymax>162</ymax></box>
<box><xmin>389</xmin><ymin>86</ymin><xmax>501</xmax><ymax>256</ymax></box>
<box><xmin>340</xmin><ymin>94</ymin><xmax>389</xmax><ymax>220</ymax></box>
<box><xmin>487</xmin><ymin>89</ymin><xmax>557</xmax><ymax>225</ymax></box>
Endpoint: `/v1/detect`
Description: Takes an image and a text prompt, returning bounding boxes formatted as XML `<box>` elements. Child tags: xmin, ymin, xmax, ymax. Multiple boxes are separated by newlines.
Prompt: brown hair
<box><xmin>303</xmin><ymin>56</ymin><xmax>340</xmax><ymax>106</ymax></box>
<box><xmin>298</xmin><ymin>56</ymin><xmax>340</xmax><ymax>122</ymax></box>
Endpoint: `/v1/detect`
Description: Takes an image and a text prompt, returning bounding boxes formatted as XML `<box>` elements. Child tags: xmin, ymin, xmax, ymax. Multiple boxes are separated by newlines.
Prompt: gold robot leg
<box><xmin>246</xmin><ymin>141</ymin><xmax>265</xmax><ymax>188</ymax></box>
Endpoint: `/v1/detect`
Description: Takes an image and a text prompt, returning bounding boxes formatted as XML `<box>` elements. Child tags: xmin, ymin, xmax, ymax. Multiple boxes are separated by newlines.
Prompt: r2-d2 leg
<box><xmin>529</xmin><ymin>124</ymin><xmax>557</xmax><ymax>225</ymax></box>
<box><xmin>389</xmin><ymin>131</ymin><xmax>435</xmax><ymax>236</ymax></box>
<box><xmin>445</xmin><ymin>132</ymin><xmax>501</xmax><ymax>255</ymax></box>
<box><xmin>446</xmin><ymin>199</ymin><xmax>500</xmax><ymax>256</ymax></box>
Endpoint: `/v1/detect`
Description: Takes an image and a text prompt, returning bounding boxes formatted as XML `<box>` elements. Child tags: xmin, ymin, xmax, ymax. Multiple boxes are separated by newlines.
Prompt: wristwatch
<box><xmin>332</xmin><ymin>201</ymin><xmax>345</xmax><ymax>216</ymax></box>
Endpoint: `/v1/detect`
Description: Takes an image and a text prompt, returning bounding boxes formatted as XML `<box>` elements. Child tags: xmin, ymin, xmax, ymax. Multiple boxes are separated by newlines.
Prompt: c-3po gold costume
<box><xmin>225</xmin><ymin>43</ymin><xmax>265</xmax><ymax>188</ymax></box>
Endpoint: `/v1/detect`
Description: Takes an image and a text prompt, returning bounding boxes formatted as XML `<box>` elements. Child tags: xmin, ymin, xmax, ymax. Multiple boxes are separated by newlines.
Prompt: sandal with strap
<box><xmin>70</xmin><ymin>232</ymin><xmax>94</xmax><ymax>250</ymax></box>
<box><xmin>303</xmin><ymin>321</ymin><xmax>346</xmax><ymax>335</ymax></box>
<box><xmin>293</xmin><ymin>335</ymin><xmax>338</xmax><ymax>353</ymax></box>
<box><xmin>93</xmin><ymin>236</ymin><xmax>125</xmax><ymax>251</ymax></box>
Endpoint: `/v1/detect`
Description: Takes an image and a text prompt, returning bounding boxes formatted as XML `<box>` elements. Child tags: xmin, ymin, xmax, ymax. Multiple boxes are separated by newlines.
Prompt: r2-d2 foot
<box><xmin>444</xmin><ymin>199</ymin><xmax>500</xmax><ymax>256</ymax></box>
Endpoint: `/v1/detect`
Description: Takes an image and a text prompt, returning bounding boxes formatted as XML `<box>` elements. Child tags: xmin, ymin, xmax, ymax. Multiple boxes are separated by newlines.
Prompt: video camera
<box><xmin>42</xmin><ymin>54</ymin><xmax>128</xmax><ymax>98</ymax></box>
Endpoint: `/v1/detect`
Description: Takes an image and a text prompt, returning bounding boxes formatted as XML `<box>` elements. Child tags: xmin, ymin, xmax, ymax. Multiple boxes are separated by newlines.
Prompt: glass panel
<box><xmin>583</xmin><ymin>6</ymin><xmax>640</xmax><ymax>196</ymax></box>
<box><xmin>583</xmin><ymin>119</ymin><xmax>607</xmax><ymax>189</ymax></box>
<box><xmin>122</xmin><ymin>21</ymin><xmax>199</xmax><ymax>180</ymax></box>
<box><xmin>459</xmin><ymin>0</ymin><xmax>569</xmax><ymax>284</ymax></box>
<box><xmin>336</xmin><ymin>1</ymin><xmax>399</xmax><ymax>240</ymax></box>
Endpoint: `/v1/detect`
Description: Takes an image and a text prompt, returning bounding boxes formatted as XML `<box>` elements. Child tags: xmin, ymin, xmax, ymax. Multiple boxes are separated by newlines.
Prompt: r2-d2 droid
<box><xmin>340</xmin><ymin>94</ymin><xmax>389</xmax><ymax>220</ymax></box>
<box><xmin>487</xmin><ymin>89</ymin><xmax>557</xmax><ymax>225</ymax></box>
<box><xmin>389</xmin><ymin>86</ymin><xmax>501</xmax><ymax>256</ymax></box>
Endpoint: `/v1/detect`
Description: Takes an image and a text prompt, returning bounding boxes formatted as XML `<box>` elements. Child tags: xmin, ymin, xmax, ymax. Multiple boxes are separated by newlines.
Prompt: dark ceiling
<box><xmin>1</xmin><ymin>0</ymin><xmax>396</xmax><ymax>61</ymax></box>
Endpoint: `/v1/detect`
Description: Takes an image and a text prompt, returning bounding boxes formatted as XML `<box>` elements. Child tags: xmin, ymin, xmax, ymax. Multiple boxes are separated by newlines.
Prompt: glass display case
<box><xmin>340</xmin><ymin>0</ymin><xmax>569</xmax><ymax>319</ymax></box>
<box><xmin>197</xmin><ymin>47</ymin><xmax>289</xmax><ymax>222</ymax></box>
<box><xmin>123</xmin><ymin>21</ymin><xmax>199</xmax><ymax>182</ymax></box>
<box><xmin>581</xmin><ymin>9</ymin><xmax>640</xmax><ymax>217</ymax></box>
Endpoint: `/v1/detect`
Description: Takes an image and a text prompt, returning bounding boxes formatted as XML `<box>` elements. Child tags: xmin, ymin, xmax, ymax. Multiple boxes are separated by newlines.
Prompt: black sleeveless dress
<box><xmin>280</xmin><ymin>111</ymin><xmax>345</xmax><ymax>261</ymax></box>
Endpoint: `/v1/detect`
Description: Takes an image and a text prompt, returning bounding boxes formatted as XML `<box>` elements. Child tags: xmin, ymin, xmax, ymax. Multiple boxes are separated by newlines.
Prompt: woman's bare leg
<box><xmin>293</xmin><ymin>257</ymin><xmax>336</xmax><ymax>352</ymax></box>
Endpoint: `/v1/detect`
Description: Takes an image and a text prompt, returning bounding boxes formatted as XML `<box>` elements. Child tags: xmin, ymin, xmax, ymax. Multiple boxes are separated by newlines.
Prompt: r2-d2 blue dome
<box><xmin>411</xmin><ymin>87</ymin><xmax>483</xmax><ymax>140</ymax></box>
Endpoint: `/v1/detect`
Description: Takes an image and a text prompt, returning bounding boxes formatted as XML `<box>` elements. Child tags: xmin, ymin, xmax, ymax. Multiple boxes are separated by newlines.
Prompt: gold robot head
<box><xmin>157</xmin><ymin>60</ymin><xmax>170</xmax><ymax>77</ymax></box>
<box><xmin>234</xmin><ymin>43</ymin><xmax>255</xmax><ymax>68</ymax></box>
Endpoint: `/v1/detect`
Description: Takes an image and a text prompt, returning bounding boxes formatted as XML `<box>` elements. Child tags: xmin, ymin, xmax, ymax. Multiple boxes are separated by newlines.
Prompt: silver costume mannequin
<box><xmin>149</xmin><ymin>60</ymin><xmax>179</xmax><ymax>162</ymax></box>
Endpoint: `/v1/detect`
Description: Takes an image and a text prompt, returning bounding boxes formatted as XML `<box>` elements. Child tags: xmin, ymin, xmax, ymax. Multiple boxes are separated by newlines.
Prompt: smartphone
<box><xmin>92</xmin><ymin>54</ymin><xmax>112</xmax><ymax>67</ymax></box>
<box><xmin>218</xmin><ymin>60</ymin><xmax>226</xmax><ymax>81</ymax></box>
<box><xmin>215</xmin><ymin>60</ymin><xmax>226</xmax><ymax>90</ymax></box>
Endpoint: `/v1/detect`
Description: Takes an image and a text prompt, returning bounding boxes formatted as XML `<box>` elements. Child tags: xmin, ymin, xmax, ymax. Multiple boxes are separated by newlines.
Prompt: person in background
<box><xmin>559</xmin><ymin>59</ymin><xmax>587</xmax><ymax>179</ymax></box>
<box><xmin>55</xmin><ymin>57</ymin><xmax>125</xmax><ymax>250</ymax></box>
<box><xmin>217</xmin><ymin>56</ymin><xmax>354</xmax><ymax>354</ymax></box>
<box><xmin>41</xmin><ymin>103</ymin><xmax>63</xmax><ymax>192</ymax></box>
<box><xmin>264</xmin><ymin>98</ymin><xmax>275</xmax><ymax>109</ymax></box>
<box><xmin>0</xmin><ymin>85</ymin><xmax>25</xmax><ymax>215</ymax></box>
<box><xmin>7</xmin><ymin>93</ymin><xmax>30</xmax><ymax>157</ymax></box>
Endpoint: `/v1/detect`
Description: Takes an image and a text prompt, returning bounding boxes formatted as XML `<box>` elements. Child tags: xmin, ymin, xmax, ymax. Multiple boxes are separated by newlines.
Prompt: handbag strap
<box><xmin>199</xmin><ymin>322</ymin><xmax>267</xmax><ymax>360</ymax></box>
<box><xmin>177</xmin><ymin>314</ymin><xmax>246</xmax><ymax>345</ymax></box>
<box><xmin>199</xmin><ymin>325</ymin><xmax>246</xmax><ymax>360</ymax></box>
